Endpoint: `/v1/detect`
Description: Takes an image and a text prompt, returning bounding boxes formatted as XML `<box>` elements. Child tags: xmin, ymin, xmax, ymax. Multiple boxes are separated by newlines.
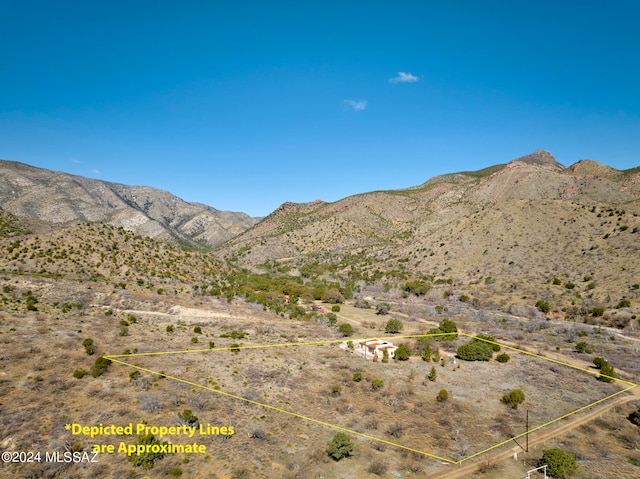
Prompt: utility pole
<box><xmin>526</xmin><ymin>409</ymin><xmax>529</xmax><ymax>453</ymax></box>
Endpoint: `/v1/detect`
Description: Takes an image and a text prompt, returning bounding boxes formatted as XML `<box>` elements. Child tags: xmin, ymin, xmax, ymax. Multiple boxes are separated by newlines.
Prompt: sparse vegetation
<box><xmin>501</xmin><ymin>389</ymin><xmax>525</xmax><ymax>409</ymax></box>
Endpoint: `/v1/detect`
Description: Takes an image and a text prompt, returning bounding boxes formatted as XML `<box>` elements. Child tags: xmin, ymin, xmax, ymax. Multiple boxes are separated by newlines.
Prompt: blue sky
<box><xmin>1</xmin><ymin>1</ymin><xmax>639</xmax><ymax>217</ymax></box>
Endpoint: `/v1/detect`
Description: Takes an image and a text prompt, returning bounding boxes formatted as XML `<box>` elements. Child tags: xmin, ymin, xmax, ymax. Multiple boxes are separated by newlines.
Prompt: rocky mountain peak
<box><xmin>511</xmin><ymin>149</ymin><xmax>564</xmax><ymax>170</ymax></box>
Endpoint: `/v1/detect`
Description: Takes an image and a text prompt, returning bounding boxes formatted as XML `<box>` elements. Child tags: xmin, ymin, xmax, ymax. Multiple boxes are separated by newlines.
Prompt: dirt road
<box><xmin>437</xmin><ymin>386</ymin><xmax>639</xmax><ymax>479</ymax></box>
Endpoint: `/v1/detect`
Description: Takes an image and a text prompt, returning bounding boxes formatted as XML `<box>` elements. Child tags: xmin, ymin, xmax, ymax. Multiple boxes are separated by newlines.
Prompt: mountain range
<box><xmin>0</xmin><ymin>159</ymin><xmax>257</xmax><ymax>247</ymax></box>
<box><xmin>1</xmin><ymin>150</ymin><xmax>639</xmax><ymax>315</ymax></box>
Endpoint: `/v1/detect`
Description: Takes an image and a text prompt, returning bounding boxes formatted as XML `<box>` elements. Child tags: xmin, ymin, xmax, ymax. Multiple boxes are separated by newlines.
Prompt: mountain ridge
<box><xmin>0</xmin><ymin>159</ymin><xmax>258</xmax><ymax>247</ymax></box>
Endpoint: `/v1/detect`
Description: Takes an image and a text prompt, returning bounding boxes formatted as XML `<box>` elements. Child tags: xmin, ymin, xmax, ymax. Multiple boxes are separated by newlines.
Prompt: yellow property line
<box><xmin>105</xmin><ymin>331</ymin><xmax>637</xmax><ymax>465</ymax></box>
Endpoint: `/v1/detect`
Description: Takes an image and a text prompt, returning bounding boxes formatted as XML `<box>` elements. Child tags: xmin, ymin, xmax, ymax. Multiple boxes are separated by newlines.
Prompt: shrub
<box><xmin>229</xmin><ymin>343</ymin><xmax>241</xmax><ymax>353</ymax></box>
<box><xmin>541</xmin><ymin>448</ymin><xmax>578</xmax><ymax>478</ymax></box>
<box><xmin>82</xmin><ymin>338</ymin><xmax>95</xmax><ymax>355</ymax></box>
<box><xmin>436</xmin><ymin>389</ymin><xmax>449</xmax><ymax>402</ymax></box>
<box><xmin>473</xmin><ymin>334</ymin><xmax>500</xmax><ymax>351</ymax></box>
<box><xmin>376</xmin><ymin>303</ymin><xmax>390</xmax><ymax>315</ymax></box>
<box><xmin>428</xmin><ymin>366</ymin><xmax>437</xmax><ymax>382</ymax></box>
<box><xmin>457</xmin><ymin>342</ymin><xmax>493</xmax><ymax>361</ymax></box>
<box><xmin>177</xmin><ymin>409</ymin><xmax>198</xmax><ymax>426</ymax></box>
<box><xmin>353</xmin><ymin>372</ymin><xmax>362</xmax><ymax>382</ymax></box>
<box><xmin>574</xmin><ymin>341</ymin><xmax>593</xmax><ymax>354</ymax></box>
<box><xmin>194</xmin><ymin>326</ymin><xmax>202</xmax><ymax>334</ymax></box>
<box><xmin>326</xmin><ymin>313</ymin><xmax>337</xmax><ymax>325</ymax></box>
<box><xmin>501</xmin><ymin>389</ymin><xmax>525</xmax><ymax>409</ymax></box>
<box><xmin>628</xmin><ymin>408</ymin><xmax>640</xmax><ymax>427</ymax></box>
<box><xmin>331</xmin><ymin>305</ymin><xmax>341</xmax><ymax>312</ymax></box>
<box><xmin>331</xmin><ymin>385</ymin><xmax>342</xmax><ymax>396</ymax></box>
<box><xmin>371</xmin><ymin>378</ymin><xmax>384</xmax><ymax>390</ymax></box>
<box><xmin>394</xmin><ymin>343</ymin><xmax>411</xmax><ymax>361</ymax></box>
<box><xmin>346</xmin><ymin>340</ymin><xmax>354</xmax><ymax>350</ymax></box>
<box><xmin>536</xmin><ymin>300</ymin><xmax>550</xmax><ymax>313</ymax></box>
<box><xmin>593</xmin><ymin>357</ymin><xmax>607</xmax><ymax>369</ymax></box>
<box><xmin>73</xmin><ymin>369</ymin><xmax>87</xmax><ymax>379</ymax></box>
<box><xmin>598</xmin><ymin>362</ymin><xmax>616</xmax><ymax>383</ymax></box>
<box><xmin>166</xmin><ymin>324</ymin><xmax>174</xmax><ymax>333</ymax></box>
<box><xmin>384</xmin><ymin>318</ymin><xmax>403</xmax><ymax>334</ymax></box>
<box><xmin>127</xmin><ymin>434</ymin><xmax>168</xmax><ymax>469</ymax></box>
<box><xmin>367</xmin><ymin>459</ymin><xmax>388</xmax><ymax>475</ymax></box>
<box><xmin>191</xmin><ymin>336</ymin><xmax>198</xmax><ymax>343</ymax></box>
<box><xmin>338</xmin><ymin>323</ymin><xmax>354</xmax><ymax>336</ymax></box>
<box><xmin>327</xmin><ymin>432</ymin><xmax>354</xmax><ymax>460</ymax></box>
<box><xmin>496</xmin><ymin>353</ymin><xmax>510</xmax><ymax>363</ymax></box>
<box><xmin>91</xmin><ymin>357</ymin><xmax>112</xmax><ymax>377</ymax></box>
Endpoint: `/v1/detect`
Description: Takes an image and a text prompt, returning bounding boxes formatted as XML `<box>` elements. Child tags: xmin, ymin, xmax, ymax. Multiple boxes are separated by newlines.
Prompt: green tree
<box><xmin>381</xmin><ymin>348</ymin><xmax>389</xmax><ymax>363</ymax></box>
<box><xmin>457</xmin><ymin>342</ymin><xmax>493</xmax><ymax>361</ymax></box>
<box><xmin>338</xmin><ymin>323</ymin><xmax>354</xmax><ymax>336</ymax></box>
<box><xmin>438</xmin><ymin>318</ymin><xmax>458</xmax><ymax>340</ymax></box>
<box><xmin>385</xmin><ymin>318</ymin><xmax>403</xmax><ymax>334</ymax></box>
<box><xmin>541</xmin><ymin>448</ymin><xmax>578</xmax><ymax>478</ymax></box>
<box><xmin>394</xmin><ymin>343</ymin><xmax>411</xmax><ymax>361</ymax></box>
<box><xmin>593</xmin><ymin>357</ymin><xmax>607</xmax><ymax>369</ymax></box>
<box><xmin>428</xmin><ymin>366</ymin><xmax>437</xmax><ymax>382</ymax></box>
<box><xmin>322</xmin><ymin>288</ymin><xmax>344</xmax><ymax>304</ymax></box>
<box><xmin>501</xmin><ymin>389</ymin><xmax>525</xmax><ymax>409</ymax></box>
<box><xmin>327</xmin><ymin>432</ymin><xmax>354</xmax><ymax>460</ymax></box>
<box><xmin>421</xmin><ymin>342</ymin><xmax>432</xmax><ymax>362</ymax></box>
<box><xmin>598</xmin><ymin>362</ymin><xmax>616</xmax><ymax>383</ymax></box>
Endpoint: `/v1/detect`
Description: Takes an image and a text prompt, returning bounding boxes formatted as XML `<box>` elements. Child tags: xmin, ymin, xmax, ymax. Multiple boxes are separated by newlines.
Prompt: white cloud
<box><xmin>71</xmin><ymin>158</ymin><xmax>81</xmax><ymax>164</ymax></box>
<box><xmin>91</xmin><ymin>169</ymin><xmax>101</xmax><ymax>175</ymax></box>
<box><xmin>389</xmin><ymin>72</ymin><xmax>419</xmax><ymax>83</ymax></box>
<box><xmin>344</xmin><ymin>99</ymin><xmax>367</xmax><ymax>111</ymax></box>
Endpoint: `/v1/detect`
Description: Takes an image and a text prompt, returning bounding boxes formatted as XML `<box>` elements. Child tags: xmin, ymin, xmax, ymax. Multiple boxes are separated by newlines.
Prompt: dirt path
<box><xmin>437</xmin><ymin>386</ymin><xmax>639</xmax><ymax>479</ymax></box>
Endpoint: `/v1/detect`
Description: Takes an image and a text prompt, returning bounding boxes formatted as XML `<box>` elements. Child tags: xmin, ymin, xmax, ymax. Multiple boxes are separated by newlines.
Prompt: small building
<box><xmin>356</xmin><ymin>339</ymin><xmax>398</xmax><ymax>360</ymax></box>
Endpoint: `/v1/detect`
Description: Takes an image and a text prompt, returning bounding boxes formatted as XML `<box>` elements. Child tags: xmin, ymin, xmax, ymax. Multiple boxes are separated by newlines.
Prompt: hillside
<box><xmin>0</xmin><ymin>160</ymin><xmax>258</xmax><ymax>247</ymax></box>
<box><xmin>218</xmin><ymin>150</ymin><xmax>640</xmax><ymax>317</ymax></box>
<box><xmin>1</xmin><ymin>152</ymin><xmax>639</xmax><ymax>478</ymax></box>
